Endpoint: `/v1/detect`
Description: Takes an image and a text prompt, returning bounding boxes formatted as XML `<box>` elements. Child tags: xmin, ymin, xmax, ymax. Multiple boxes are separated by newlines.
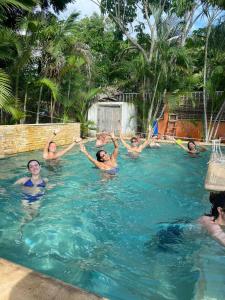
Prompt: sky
<box><xmin>58</xmin><ymin>0</ymin><xmax>212</xmax><ymax>30</ymax></box>
<box><xmin>58</xmin><ymin>0</ymin><xmax>100</xmax><ymax>20</ymax></box>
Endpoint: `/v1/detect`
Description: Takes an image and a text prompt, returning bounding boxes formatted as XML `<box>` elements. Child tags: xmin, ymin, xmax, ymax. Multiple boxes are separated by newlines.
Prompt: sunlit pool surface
<box><xmin>0</xmin><ymin>143</ymin><xmax>225</xmax><ymax>300</ymax></box>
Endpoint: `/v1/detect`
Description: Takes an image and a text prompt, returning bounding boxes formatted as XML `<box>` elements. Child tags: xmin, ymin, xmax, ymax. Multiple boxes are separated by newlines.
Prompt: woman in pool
<box><xmin>43</xmin><ymin>129</ymin><xmax>77</xmax><ymax>160</ymax></box>
<box><xmin>120</xmin><ymin>126</ymin><xmax>152</xmax><ymax>155</ymax></box>
<box><xmin>199</xmin><ymin>192</ymin><xmax>225</xmax><ymax>247</ymax></box>
<box><xmin>15</xmin><ymin>159</ymin><xmax>48</xmax><ymax>203</ymax></box>
<box><xmin>79</xmin><ymin>132</ymin><xmax>119</xmax><ymax>175</ymax></box>
<box><xmin>175</xmin><ymin>139</ymin><xmax>206</xmax><ymax>155</ymax></box>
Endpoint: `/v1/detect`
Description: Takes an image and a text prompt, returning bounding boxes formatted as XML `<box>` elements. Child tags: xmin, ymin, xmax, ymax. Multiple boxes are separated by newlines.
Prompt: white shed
<box><xmin>88</xmin><ymin>101</ymin><xmax>136</xmax><ymax>136</ymax></box>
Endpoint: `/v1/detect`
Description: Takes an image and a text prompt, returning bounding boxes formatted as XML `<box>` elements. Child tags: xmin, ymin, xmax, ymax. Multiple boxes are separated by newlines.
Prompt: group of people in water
<box><xmin>14</xmin><ymin>127</ymin><xmax>225</xmax><ymax>248</ymax></box>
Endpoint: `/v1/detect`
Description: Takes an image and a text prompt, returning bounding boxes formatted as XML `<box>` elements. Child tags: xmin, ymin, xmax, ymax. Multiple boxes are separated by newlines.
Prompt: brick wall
<box><xmin>0</xmin><ymin>123</ymin><xmax>80</xmax><ymax>157</ymax></box>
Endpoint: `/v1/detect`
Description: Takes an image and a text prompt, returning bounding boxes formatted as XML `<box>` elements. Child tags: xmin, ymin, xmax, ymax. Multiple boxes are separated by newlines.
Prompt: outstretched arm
<box><xmin>195</xmin><ymin>142</ymin><xmax>207</xmax><ymax>152</ymax></box>
<box><xmin>138</xmin><ymin>126</ymin><xmax>152</xmax><ymax>151</ymax></box>
<box><xmin>53</xmin><ymin>141</ymin><xmax>76</xmax><ymax>159</ymax></box>
<box><xmin>119</xmin><ymin>130</ymin><xmax>132</xmax><ymax>151</ymax></box>
<box><xmin>173</xmin><ymin>138</ymin><xmax>187</xmax><ymax>151</ymax></box>
<box><xmin>80</xmin><ymin>143</ymin><xmax>102</xmax><ymax>168</ymax></box>
<box><xmin>110</xmin><ymin>132</ymin><xmax>119</xmax><ymax>160</ymax></box>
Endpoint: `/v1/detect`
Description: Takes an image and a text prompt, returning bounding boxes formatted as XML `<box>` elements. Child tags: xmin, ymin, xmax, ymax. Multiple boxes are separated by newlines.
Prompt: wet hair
<box><xmin>206</xmin><ymin>192</ymin><xmax>225</xmax><ymax>220</ymax></box>
<box><xmin>96</xmin><ymin>150</ymin><xmax>105</xmax><ymax>162</ymax></box>
<box><xmin>130</xmin><ymin>137</ymin><xmax>138</xmax><ymax>143</ymax></box>
<box><xmin>27</xmin><ymin>159</ymin><xmax>40</xmax><ymax>169</ymax></box>
<box><xmin>187</xmin><ymin>140</ymin><xmax>196</xmax><ymax>151</ymax></box>
<box><xmin>48</xmin><ymin>141</ymin><xmax>56</xmax><ymax>152</ymax></box>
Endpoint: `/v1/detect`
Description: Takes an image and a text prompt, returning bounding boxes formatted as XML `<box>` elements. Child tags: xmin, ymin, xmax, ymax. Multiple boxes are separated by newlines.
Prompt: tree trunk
<box><xmin>36</xmin><ymin>85</ymin><xmax>43</xmax><ymax>124</ymax></box>
<box><xmin>20</xmin><ymin>84</ymin><xmax>28</xmax><ymax>124</ymax></box>
<box><xmin>51</xmin><ymin>99</ymin><xmax>56</xmax><ymax>123</ymax></box>
<box><xmin>203</xmin><ymin>24</ymin><xmax>212</xmax><ymax>142</ymax></box>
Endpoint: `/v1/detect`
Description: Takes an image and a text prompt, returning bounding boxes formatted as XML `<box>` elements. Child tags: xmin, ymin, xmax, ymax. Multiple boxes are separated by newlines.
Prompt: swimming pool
<box><xmin>0</xmin><ymin>143</ymin><xmax>225</xmax><ymax>300</ymax></box>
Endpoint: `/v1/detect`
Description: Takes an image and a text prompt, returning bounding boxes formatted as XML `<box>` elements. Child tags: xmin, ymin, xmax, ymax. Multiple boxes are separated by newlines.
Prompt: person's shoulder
<box><xmin>14</xmin><ymin>176</ymin><xmax>29</xmax><ymax>185</ymax></box>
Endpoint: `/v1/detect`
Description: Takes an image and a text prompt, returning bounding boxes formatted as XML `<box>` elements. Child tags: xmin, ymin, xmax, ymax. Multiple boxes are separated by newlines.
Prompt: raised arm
<box><xmin>43</xmin><ymin>131</ymin><xmax>56</xmax><ymax>159</ymax></box>
<box><xmin>119</xmin><ymin>130</ymin><xmax>132</xmax><ymax>151</ymax></box>
<box><xmin>173</xmin><ymin>138</ymin><xmax>187</xmax><ymax>151</ymax></box>
<box><xmin>80</xmin><ymin>143</ymin><xmax>102</xmax><ymax>168</ymax></box>
<box><xmin>138</xmin><ymin>126</ymin><xmax>152</xmax><ymax>151</ymax></box>
<box><xmin>110</xmin><ymin>132</ymin><xmax>119</xmax><ymax>160</ymax></box>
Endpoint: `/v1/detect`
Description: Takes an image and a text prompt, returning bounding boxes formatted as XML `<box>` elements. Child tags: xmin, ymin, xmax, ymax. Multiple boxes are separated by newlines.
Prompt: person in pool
<box><xmin>119</xmin><ymin>126</ymin><xmax>152</xmax><ymax>155</ymax></box>
<box><xmin>79</xmin><ymin>132</ymin><xmax>119</xmax><ymax>175</ymax></box>
<box><xmin>96</xmin><ymin>131</ymin><xmax>111</xmax><ymax>147</ymax></box>
<box><xmin>174</xmin><ymin>139</ymin><xmax>206</xmax><ymax>155</ymax></box>
<box><xmin>15</xmin><ymin>159</ymin><xmax>48</xmax><ymax>203</ymax></box>
<box><xmin>199</xmin><ymin>192</ymin><xmax>225</xmax><ymax>247</ymax></box>
<box><xmin>43</xmin><ymin>129</ymin><xmax>77</xmax><ymax>160</ymax></box>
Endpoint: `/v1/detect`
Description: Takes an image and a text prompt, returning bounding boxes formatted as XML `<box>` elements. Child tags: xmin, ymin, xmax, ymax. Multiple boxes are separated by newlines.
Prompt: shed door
<box><xmin>97</xmin><ymin>105</ymin><xmax>121</xmax><ymax>132</ymax></box>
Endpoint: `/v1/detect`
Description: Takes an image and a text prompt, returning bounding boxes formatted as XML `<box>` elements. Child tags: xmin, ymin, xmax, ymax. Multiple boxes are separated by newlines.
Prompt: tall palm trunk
<box><xmin>36</xmin><ymin>85</ymin><xmax>43</xmax><ymax>124</ymax></box>
<box><xmin>20</xmin><ymin>84</ymin><xmax>28</xmax><ymax>124</ymax></box>
<box><xmin>203</xmin><ymin>24</ymin><xmax>212</xmax><ymax>142</ymax></box>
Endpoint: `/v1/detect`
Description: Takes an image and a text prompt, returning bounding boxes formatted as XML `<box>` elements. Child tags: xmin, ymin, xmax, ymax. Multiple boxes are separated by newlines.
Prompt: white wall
<box><xmin>88</xmin><ymin>102</ymin><xmax>136</xmax><ymax>136</ymax></box>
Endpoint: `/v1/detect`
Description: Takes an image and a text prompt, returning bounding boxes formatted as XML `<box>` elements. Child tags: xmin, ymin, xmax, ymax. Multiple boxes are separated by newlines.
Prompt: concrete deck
<box><xmin>0</xmin><ymin>258</ymin><xmax>107</xmax><ymax>300</ymax></box>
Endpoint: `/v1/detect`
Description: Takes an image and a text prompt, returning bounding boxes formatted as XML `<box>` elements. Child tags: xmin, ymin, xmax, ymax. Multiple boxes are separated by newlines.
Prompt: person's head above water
<box><xmin>48</xmin><ymin>141</ymin><xmax>57</xmax><ymax>153</ymax></box>
<box><xmin>207</xmin><ymin>192</ymin><xmax>225</xmax><ymax>221</ymax></box>
<box><xmin>130</xmin><ymin>137</ymin><xmax>139</xmax><ymax>146</ymax></box>
<box><xmin>187</xmin><ymin>141</ymin><xmax>196</xmax><ymax>151</ymax></box>
<box><xmin>96</xmin><ymin>150</ymin><xmax>110</xmax><ymax>162</ymax></box>
<box><xmin>27</xmin><ymin>160</ymin><xmax>41</xmax><ymax>175</ymax></box>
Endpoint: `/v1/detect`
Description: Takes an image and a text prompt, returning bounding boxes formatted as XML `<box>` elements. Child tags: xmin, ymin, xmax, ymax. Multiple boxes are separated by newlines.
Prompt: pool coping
<box><xmin>0</xmin><ymin>258</ymin><xmax>107</xmax><ymax>300</ymax></box>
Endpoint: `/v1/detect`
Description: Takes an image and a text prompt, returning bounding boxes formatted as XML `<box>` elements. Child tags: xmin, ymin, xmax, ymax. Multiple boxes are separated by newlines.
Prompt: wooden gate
<box><xmin>97</xmin><ymin>105</ymin><xmax>122</xmax><ymax>132</ymax></box>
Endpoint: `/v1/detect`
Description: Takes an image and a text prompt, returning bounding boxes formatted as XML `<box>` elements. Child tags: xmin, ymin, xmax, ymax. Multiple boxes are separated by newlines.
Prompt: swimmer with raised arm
<box><xmin>80</xmin><ymin>132</ymin><xmax>119</xmax><ymax>175</ymax></box>
<box><xmin>15</xmin><ymin>160</ymin><xmax>48</xmax><ymax>203</ymax></box>
<box><xmin>174</xmin><ymin>139</ymin><xmax>206</xmax><ymax>155</ymax></box>
<box><xmin>43</xmin><ymin>129</ymin><xmax>77</xmax><ymax>160</ymax></box>
<box><xmin>120</xmin><ymin>126</ymin><xmax>152</xmax><ymax>156</ymax></box>
<box><xmin>199</xmin><ymin>192</ymin><xmax>225</xmax><ymax>247</ymax></box>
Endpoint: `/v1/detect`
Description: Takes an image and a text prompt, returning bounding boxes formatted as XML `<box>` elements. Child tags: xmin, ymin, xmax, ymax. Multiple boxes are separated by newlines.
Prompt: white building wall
<box><xmin>88</xmin><ymin>102</ymin><xmax>136</xmax><ymax>136</ymax></box>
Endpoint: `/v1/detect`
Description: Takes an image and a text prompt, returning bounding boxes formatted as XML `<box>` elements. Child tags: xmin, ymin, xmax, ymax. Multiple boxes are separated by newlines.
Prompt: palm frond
<box><xmin>38</xmin><ymin>78</ymin><xmax>59</xmax><ymax>101</ymax></box>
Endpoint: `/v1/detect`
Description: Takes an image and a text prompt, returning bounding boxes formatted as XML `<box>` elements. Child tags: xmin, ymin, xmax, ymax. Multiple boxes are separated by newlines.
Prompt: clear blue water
<box><xmin>0</xmin><ymin>143</ymin><xmax>225</xmax><ymax>300</ymax></box>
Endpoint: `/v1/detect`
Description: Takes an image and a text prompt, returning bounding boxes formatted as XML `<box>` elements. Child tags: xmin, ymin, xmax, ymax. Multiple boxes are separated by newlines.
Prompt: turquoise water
<box><xmin>0</xmin><ymin>143</ymin><xmax>225</xmax><ymax>300</ymax></box>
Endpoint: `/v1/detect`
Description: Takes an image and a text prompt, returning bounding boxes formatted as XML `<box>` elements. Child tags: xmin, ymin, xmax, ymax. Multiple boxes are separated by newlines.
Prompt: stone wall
<box><xmin>0</xmin><ymin>123</ymin><xmax>80</xmax><ymax>157</ymax></box>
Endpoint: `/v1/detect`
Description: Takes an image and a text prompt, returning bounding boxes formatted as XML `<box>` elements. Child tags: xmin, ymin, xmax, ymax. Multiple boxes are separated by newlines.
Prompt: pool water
<box><xmin>0</xmin><ymin>143</ymin><xmax>225</xmax><ymax>300</ymax></box>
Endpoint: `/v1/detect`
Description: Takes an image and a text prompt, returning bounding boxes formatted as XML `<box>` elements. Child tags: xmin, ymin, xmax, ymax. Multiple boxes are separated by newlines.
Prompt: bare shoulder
<box><xmin>14</xmin><ymin>176</ymin><xmax>29</xmax><ymax>185</ymax></box>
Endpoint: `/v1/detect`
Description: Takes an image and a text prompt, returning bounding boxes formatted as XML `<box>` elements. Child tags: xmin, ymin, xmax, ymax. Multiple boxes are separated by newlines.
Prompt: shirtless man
<box><xmin>120</xmin><ymin>126</ymin><xmax>152</xmax><ymax>156</ymax></box>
